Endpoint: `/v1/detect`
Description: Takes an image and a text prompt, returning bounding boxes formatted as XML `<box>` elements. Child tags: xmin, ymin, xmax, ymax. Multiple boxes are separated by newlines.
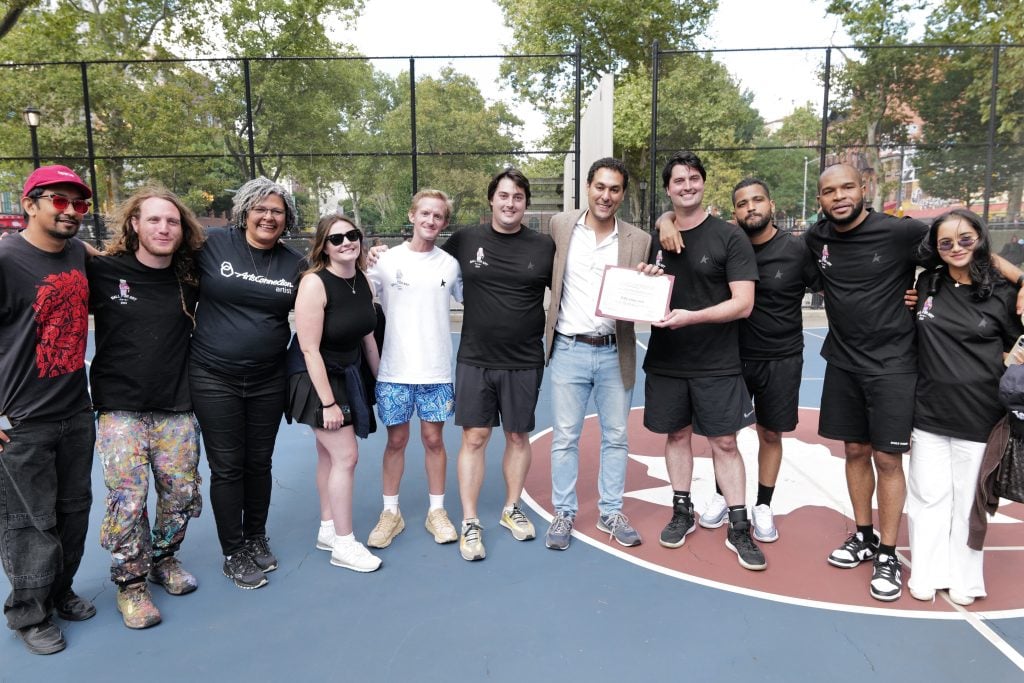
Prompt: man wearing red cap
<box><xmin>0</xmin><ymin>165</ymin><xmax>96</xmax><ymax>654</ymax></box>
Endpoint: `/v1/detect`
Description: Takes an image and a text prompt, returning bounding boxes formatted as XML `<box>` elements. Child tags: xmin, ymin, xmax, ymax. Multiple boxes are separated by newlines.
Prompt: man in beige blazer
<box><xmin>542</xmin><ymin>157</ymin><xmax>651</xmax><ymax>550</ymax></box>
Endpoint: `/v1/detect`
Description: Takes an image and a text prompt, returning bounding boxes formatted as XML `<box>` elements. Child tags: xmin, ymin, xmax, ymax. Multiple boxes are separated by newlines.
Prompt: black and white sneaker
<box><xmin>245</xmin><ymin>536</ymin><xmax>278</xmax><ymax>573</ymax></box>
<box><xmin>827</xmin><ymin>531</ymin><xmax>879</xmax><ymax>568</ymax></box>
<box><xmin>223</xmin><ymin>550</ymin><xmax>268</xmax><ymax>590</ymax></box>
<box><xmin>726</xmin><ymin>520</ymin><xmax>767</xmax><ymax>571</ymax></box>
<box><xmin>870</xmin><ymin>553</ymin><xmax>903</xmax><ymax>602</ymax></box>
<box><xmin>659</xmin><ymin>500</ymin><xmax>695</xmax><ymax>548</ymax></box>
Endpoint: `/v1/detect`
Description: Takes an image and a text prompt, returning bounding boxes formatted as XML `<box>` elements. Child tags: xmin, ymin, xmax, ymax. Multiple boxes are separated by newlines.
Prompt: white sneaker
<box><xmin>699</xmin><ymin>493</ymin><xmax>728</xmax><ymax>529</ymax></box>
<box><xmin>751</xmin><ymin>504</ymin><xmax>779</xmax><ymax>542</ymax></box>
<box><xmin>909</xmin><ymin>585</ymin><xmax>935</xmax><ymax>601</ymax></box>
<box><xmin>316</xmin><ymin>523</ymin><xmax>335</xmax><ymax>551</ymax></box>
<box><xmin>947</xmin><ymin>590</ymin><xmax>975</xmax><ymax>606</ymax></box>
<box><xmin>330</xmin><ymin>539</ymin><xmax>382</xmax><ymax>572</ymax></box>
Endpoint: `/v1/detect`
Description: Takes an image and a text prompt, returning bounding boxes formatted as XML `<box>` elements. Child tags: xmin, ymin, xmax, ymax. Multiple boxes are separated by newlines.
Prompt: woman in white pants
<box><xmin>909</xmin><ymin>209</ymin><xmax>1023</xmax><ymax>605</ymax></box>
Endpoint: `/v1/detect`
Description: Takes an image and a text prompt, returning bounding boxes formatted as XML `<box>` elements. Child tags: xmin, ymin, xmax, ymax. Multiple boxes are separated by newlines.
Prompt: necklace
<box><xmin>328</xmin><ymin>266</ymin><xmax>358</xmax><ymax>294</ymax></box>
<box><xmin>246</xmin><ymin>240</ymin><xmax>274</xmax><ymax>279</ymax></box>
<box><xmin>951</xmin><ymin>270</ymin><xmax>971</xmax><ymax>288</ymax></box>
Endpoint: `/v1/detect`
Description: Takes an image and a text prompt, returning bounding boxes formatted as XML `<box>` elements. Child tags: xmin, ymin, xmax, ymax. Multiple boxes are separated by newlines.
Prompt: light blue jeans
<box><xmin>549</xmin><ymin>335</ymin><xmax>632</xmax><ymax>517</ymax></box>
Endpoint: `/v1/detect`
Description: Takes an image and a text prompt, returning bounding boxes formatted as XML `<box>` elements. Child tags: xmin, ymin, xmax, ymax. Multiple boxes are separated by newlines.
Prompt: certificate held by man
<box><xmin>595</xmin><ymin>265</ymin><xmax>674</xmax><ymax>323</ymax></box>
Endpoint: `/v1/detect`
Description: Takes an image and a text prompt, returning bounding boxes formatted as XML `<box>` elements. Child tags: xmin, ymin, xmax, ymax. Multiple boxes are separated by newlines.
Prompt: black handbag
<box><xmin>994</xmin><ymin>437</ymin><xmax>1024</xmax><ymax>504</ymax></box>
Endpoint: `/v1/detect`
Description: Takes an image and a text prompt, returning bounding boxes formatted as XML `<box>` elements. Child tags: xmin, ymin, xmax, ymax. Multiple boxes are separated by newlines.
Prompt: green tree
<box><xmin>368</xmin><ymin>67</ymin><xmax>523</xmax><ymax>231</ymax></box>
<box><xmin>615</xmin><ymin>53</ymin><xmax>763</xmax><ymax>219</ymax></box>
<box><xmin>925</xmin><ymin>0</ymin><xmax>1024</xmax><ymax>220</ymax></box>
<box><xmin>825</xmin><ymin>0</ymin><xmax>923</xmax><ymax>210</ymax></box>
<box><xmin>750</xmin><ymin>104</ymin><xmax>820</xmax><ymax>222</ymax></box>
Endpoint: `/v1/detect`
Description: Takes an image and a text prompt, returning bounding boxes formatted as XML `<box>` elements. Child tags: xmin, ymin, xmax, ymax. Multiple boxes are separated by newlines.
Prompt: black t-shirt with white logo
<box><xmin>442</xmin><ymin>224</ymin><xmax>554</xmax><ymax>369</ymax></box>
<box><xmin>643</xmin><ymin>214</ymin><xmax>759</xmax><ymax>378</ymax></box>
<box><xmin>805</xmin><ymin>210</ymin><xmax>929</xmax><ymax>374</ymax></box>
<box><xmin>742</xmin><ymin>230</ymin><xmax>821</xmax><ymax>361</ymax></box>
<box><xmin>0</xmin><ymin>234</ymin><xmax>90</xmax><ymax>422</ymax></box>
<box><xmin>913</xmin><ymin>271</ymin><xmax>1023</xmax><ymax>442</ymax></box>
<box><xmin>190</xmin><ymin>228</ymin><xmax>303</xmax><ymax>373</ymax></box>
<box><xmin>88</xmin><ymin>251</ymin><xmax>198</xmax><ymax>412</ymax></box>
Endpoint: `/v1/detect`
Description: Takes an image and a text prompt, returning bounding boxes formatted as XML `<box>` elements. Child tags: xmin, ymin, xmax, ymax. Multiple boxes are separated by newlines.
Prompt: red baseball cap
<box><xmin>22</xmin><ymin>165</ymin><xmax>92</xmax><ymax>199</ymax></box>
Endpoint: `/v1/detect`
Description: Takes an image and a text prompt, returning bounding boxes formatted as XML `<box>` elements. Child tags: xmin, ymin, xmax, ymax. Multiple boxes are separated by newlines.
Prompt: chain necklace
<box><xmin>246</xmin><ymin>238</ymin><xmax>275</xmax><ymax>279</ymax></box>
<box><xmin>327</xmin><ymin>265</ymin><xmax>358</xmax><ymax>294</ymax></box>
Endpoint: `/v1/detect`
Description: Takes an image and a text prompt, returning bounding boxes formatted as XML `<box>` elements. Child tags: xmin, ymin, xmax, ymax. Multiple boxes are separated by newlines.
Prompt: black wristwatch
<box><xmin>1016</xmin><ymin>274</ymin><xmax>1024</xmax><ymax>289</ymax></box>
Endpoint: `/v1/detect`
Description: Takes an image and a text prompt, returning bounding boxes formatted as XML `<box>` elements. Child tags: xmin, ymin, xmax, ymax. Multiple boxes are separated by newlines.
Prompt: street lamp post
<box><xmin>802</xmin><ymin>156</ymin><xmax>811</xmax><ymax>224</ymax></box>
<box><xmin>638</xmin><ymin>180</ymin><xmax>647</xmax><ymax>228</ymax></box>
<box><xmin>22</xmin><ymin>106</ymin><xmax>41</xmax><ymax>169</ymax></box>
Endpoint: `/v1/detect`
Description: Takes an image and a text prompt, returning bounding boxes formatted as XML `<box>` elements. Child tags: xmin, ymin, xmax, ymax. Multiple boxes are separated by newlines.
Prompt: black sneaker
<box><xmin>726</xmin><ymin>520</ymin><xmax>767</xmax><ymax>571</ymax></box>
<box><xmin>870</xmin><ymin>553</ymin><xmax>903</xmax><ymax>601</ymax></box>
<box><xmin>16</xmin><ymin>618</ymin><xmax>66</xmax><ymax>655</ymax></box>
<box><xmin>659</xmin><ymin>500</ymin><xmax>695</xmax><ymax>548</ymax></box>
<box><xmin>245</xmin><ymin>536</ymin><xmax>278</xmax><ymax>573</ymax></box>
<box><xmin>54</xmin><ymin>590</ymin><xmax>96</xmax><ymax>621</ymax></box>
<box><xmin>827</xmin><ymin>531</ymin><xmax>879</xmax><ymax>568</ymax></box>
<box><xmin>223</xmin><ymin>550</ymin><xmax>268</xmax><ymax>590</ymax></box>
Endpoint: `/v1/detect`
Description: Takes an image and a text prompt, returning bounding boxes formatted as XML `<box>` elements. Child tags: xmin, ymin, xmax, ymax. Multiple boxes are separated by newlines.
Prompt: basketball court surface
<box><xmin>2</xmin><ymin>328</ymin><xmax>1023</xmax><ymax>681</ymax></box>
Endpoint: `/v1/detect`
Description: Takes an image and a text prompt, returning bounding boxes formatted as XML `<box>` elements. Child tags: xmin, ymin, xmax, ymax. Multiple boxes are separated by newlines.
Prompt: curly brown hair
<box><xmin>104</xmin><ymin>185</ymin><xmax>206</xmax><ymax>286</ymax></box>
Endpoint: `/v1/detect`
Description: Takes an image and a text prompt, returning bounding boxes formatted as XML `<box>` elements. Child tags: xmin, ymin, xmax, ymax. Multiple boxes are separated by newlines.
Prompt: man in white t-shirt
<box><xmin>365</xmin><ymin>189</ymin><xmax>464</xmax><ymax>549</ymax></box>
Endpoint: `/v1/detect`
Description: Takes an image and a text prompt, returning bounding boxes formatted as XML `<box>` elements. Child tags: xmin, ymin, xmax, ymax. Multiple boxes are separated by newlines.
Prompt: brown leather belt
<box><xmin>557</xmin><ymin>332</ymin><xmax>616</xmax><ymax>347</ymax></box>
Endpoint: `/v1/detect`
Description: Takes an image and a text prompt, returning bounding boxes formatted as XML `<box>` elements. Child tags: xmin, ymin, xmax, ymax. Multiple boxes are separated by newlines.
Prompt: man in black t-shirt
<box><xmin>441</xmin><ymin>168</ymin><xmax>555</xmax><ymax>561</ymax></box>
<box><xmin>88</xmin><ymin>186</ymin><xmax>206</xmax><ymax>629</ymax></box>
<box><xmin>805</xmin><ymin>163</ymin><xmax>930</xmax><ymax>602</ymax></box>
<box><xmin>0</xmin><ymin>166</ymin><xmax>95</xmax><ymax>655</ymax></box>
<box><xmin>662</xmin><ymin>179</ymin><xmax>820</xmax><ymax>545</ymax></box>
<box><xmin>642</xmin><ymin>151</ymin><xmax>766</xmax><ymax>571</ymax></box>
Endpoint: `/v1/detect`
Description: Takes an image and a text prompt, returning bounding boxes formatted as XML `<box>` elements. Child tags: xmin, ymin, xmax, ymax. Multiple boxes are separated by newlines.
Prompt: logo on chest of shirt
<box><xmin>110</xmin><ymin>278</ymin><xmax>138</xmax><ymax>304</ymax></box>
<box><xmin>390</xmin><ymin>269</ymin><xmax>411</xmax><ymax>291</ymax></box>
<box><xmin>469</xmin><ymin>248</ymin><xmax>488</xmax><ymax>268</ymax></box>
<box><xmin>219</xmin><ymin>260</ymin><xmax>294</xmax><ymax>294</ymax></box>
<box><xmin>819</xmin><ymin>244</ymin><xmax>833</xmax><ymax>269</ymax></box>
<box><xmin>917</xmin><ymin>295</ymin><xmax>935</xmax><ymax>320</ymax></box>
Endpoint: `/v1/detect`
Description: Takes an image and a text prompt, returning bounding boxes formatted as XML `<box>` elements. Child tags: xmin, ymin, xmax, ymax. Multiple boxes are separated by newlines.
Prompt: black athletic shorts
<box><xmin>643</xmin><ymin>372</ymin><xmax>752</xmax><ymax>437</ymax></box>
<box><xmin>818</xmin><ymin>364</ymin><xmax>915</xmax><ymax>453</ymax></box>
<box><xmin>454</xmin><ymin>362</ymin><xmax>543</xmax><ymax>433</ymax></box>
<box><xmin>742</xmin><ymin>354</ymin><xmax>802</xmax><ymax>433</ymax></box>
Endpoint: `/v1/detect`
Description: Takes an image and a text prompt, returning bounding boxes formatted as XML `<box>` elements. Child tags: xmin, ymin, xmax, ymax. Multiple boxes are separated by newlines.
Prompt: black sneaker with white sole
<box><xmin>245</xmin><ymin>536</ymin><xmax>278</xmax><ymax>572</ymax></box>
<box><xmin>659</xmin><ymin>500</ymin><xmax>695</xmax><ymax>548</ymax></box>
<box><xmin>725</xmin><ymin>515</ymin><xmax>767</xmax><ymax>571</ymax></box>
<box><xmin>870</xmin><ymin>553</ymin><xmax>903</xmax><ymax>601</ymax></box>
<box><xmin>223</xmin><ymin>550</ymin><xmax>268</xmax><ymax>590</ymax></box>
<box><xmin>827</xmin><ymin>531</ymin><xmax>879</xmax><ymax>568</ymax></box>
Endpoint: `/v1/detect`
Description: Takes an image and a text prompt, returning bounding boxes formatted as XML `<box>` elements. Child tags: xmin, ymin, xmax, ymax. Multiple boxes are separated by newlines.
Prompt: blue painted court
<box><xmin>2</xmin><ymin>328</ymin><xmax>1023</xmax><ymax>682</ymax></box>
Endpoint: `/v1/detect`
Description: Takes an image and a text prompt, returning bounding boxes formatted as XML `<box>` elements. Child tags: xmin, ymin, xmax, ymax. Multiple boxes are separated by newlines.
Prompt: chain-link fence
<box><xmin>648</xmin><ymin>43</ymin><xmax>1024</xmax><ymax>257</ymax></box>
<box><xmin>0</xmin><ymin>49</ymin><xmax>583</xmax><ymax>244</ymax></box>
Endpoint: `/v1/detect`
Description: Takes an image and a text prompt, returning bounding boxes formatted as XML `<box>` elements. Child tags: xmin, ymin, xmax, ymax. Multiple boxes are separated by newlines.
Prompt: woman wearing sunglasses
<box><xmin>289</xmin><ymin>213</ymin><xmax>382</xmax><ymax>572</ymax></box>
<box><xmin>189</xmin><ymin>177</ymin><xmax>304</xmax><ymax>590</ymax></box>
<box><xmin>908</xmin><ymin>209</ymin><xmax>1023</xmax><ymax>605</ymax></box>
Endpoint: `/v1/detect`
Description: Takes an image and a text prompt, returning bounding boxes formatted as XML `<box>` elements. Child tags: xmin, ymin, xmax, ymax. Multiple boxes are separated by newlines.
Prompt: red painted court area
<box><xmin>524</xmin><ymin>407</ymin><xmax>1024</xmax><ymax>617</ymax></box>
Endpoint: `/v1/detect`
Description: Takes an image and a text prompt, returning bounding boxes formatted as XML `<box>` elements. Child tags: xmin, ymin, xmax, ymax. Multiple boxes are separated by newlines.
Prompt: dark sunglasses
<box><xmin>937</xmin><ymin>236</ymin><xmax>977</xmax><ymax>252</ymax></box>
<box><xmin>38</xmin><ymin>193</ymin><xmax>91</xmax><ymax>215</ymax></box>
<box><xmin>326</xmin><ymin>229</ymin><xmax>362</xmax><ymax>246</ymax></box>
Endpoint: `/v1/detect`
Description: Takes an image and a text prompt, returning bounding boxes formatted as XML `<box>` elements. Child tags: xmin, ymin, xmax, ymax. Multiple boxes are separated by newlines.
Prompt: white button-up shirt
<box><xmin>555</xmin><ymin>211</ymin><xmax>618</xmax><ymax>336</ymax></box>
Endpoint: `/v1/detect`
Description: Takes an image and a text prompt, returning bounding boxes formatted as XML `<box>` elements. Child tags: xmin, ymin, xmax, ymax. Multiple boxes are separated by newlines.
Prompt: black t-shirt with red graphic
<box><xmin>442</xmin><ymin>224</ymin><xmax>554</xmax><ymax>369</ymax></box>
<box><xmin>0</xmin><ymin>233</ymin><xmax>90</xmax><ymax>422</ymax></box>
<box><xmin>805</xmin><ymin>210</ymin><xmax>929</xmax><ymax>374</ymax></box>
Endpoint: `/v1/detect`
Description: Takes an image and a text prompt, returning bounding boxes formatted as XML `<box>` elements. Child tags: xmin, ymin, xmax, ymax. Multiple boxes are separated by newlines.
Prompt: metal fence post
<box><xmin>573</xmin><ymin>42</ymin><xmax>581</xmax><ymax>210</ymax></box>
<box><xmin>243</xmin><ymin>58</ymin><xmax>256</xmax><ymax>179</ymax></box>
<box><xmin>410</xmin><ymin>58</ymin><xmax>418</xmax><ymax>195</ymax></box>
<box><xmin>79</xmin><ymin>61</ymin><xmax>102</xmax><ymax>245</ymax></box>
<box><xmin>983</xmin><ymin>44</ymin><xmax>1000</xmax><ymax>223</ymax></box>
<box><xmin>818</xmin><ymin>46</ymin><xmax>831</xmax><ymax>174</ymax></box>
<box><xmin>648</xmin><ymin>40</ymin><xmax>660</xmax><ymax>232</ymax></box>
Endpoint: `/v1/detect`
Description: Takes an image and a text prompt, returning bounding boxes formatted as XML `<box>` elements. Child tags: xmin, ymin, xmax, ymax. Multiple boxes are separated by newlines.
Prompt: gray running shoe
<box><xmin>545</xmin><ymin>512</ymin><xmax>575</xmax><ymax>550</ymax></box>
<box><xmin>597</xmin><ymin>511</ymin><xmax>642</xmax><ymax>547</ymax></box>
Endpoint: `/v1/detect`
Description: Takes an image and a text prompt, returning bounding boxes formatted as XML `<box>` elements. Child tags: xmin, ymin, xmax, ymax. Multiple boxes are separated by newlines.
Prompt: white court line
<box><xmin>803</xmin><ymin>329</ymin><xmax>827</xmax><ymax>340</ymax></box>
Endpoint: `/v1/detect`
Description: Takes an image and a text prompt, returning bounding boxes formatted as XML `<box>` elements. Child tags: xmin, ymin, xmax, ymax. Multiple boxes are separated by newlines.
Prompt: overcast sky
<box><xmin>331</xmin><ymin>0</ymin><xmax>929</xmax><ymax>144</ymax></box>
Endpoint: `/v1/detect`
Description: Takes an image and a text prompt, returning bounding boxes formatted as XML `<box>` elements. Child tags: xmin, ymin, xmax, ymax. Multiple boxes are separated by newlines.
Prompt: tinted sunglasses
<box><xmin>38</xmin><ymin>193</ymin><xmax>91</xmax><ymax>214</ymax></box>
<box><xmin>326</xmin><ymin>228</ymin><xmax>363</xmax><ymax>246</ymax></box>
<box><xmin>937</xmin><ymin>236</ymin><xmax>977</xmax><ymax>252</ymax></box>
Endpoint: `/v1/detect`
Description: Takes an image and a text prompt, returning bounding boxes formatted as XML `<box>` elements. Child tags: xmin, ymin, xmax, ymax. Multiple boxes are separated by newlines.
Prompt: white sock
<box><xmin>383</xmin><ymin>495</ymin><xmax>400</xmax><ymax>514</ymax></box>
<box><xmin>335</xmin><ymin>532</ymin><xmax>355</xmax><ymax>545</ymax></box>
<box><xmin>428</xmin><ymin>493</ymin><xmax>445</xmax><ymax>511</ymax></box>
<box><xmin>320</xmin><ymin>520</ymin><xmax>335</xmax><ymax>531</ymax></box>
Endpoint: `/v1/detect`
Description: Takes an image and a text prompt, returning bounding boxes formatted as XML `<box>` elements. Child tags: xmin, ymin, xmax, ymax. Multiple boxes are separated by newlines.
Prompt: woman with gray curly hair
<box><xmin>189</xmin><ymin>176</ymin><xmax>304</xmax><ymax>590</ymax></box>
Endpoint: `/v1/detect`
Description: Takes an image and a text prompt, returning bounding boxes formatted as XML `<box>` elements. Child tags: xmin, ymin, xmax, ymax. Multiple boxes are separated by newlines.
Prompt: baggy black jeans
<box><xmin>0</xmin><ymin>410</ymin><xmax>94</xmax><ymax>630</ymax></box>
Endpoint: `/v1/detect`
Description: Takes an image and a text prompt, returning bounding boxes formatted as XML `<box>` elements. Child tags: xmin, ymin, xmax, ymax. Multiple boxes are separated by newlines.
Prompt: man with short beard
<box><xmin>0</xmin><ymin>166</ymin><xmax>95</xmax><ymax>654</ymax></box>
<box><xmin>805</xmin><ymin>163</ymin><xmax>930</xmax><ymax>602</ymax></box>
<box><xmin>663</xmin><ymin>178</ymin><xmax>821</xmax><ymax>544</ymax></box>
<box><xmin>88</xmin><ymin>186</ymin><xmax>206</xmax><ymax>629</ymax></box>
